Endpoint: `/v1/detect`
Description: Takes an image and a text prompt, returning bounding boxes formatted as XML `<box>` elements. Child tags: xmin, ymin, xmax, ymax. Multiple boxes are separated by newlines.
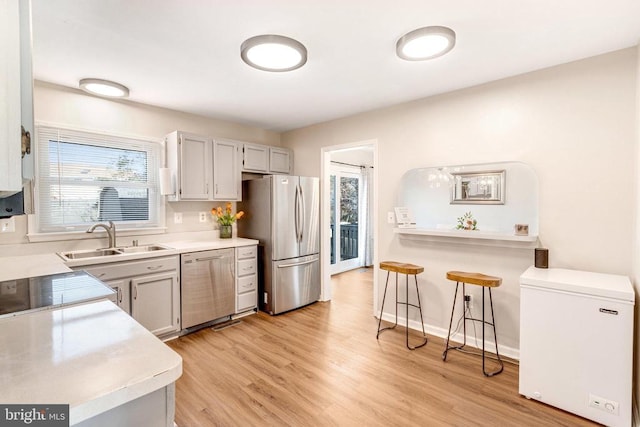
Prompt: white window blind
<box><xmin>36</xmin><ymin>126</ymin><xmax>162</xmax><ymax>233</ymax></box>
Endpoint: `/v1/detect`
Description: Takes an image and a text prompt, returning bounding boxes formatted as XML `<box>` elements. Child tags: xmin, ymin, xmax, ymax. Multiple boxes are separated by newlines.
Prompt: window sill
<box><xmin>26</xmin><ymin>217</ymin><xmax>167</xmax><ymax>243</ymax></box>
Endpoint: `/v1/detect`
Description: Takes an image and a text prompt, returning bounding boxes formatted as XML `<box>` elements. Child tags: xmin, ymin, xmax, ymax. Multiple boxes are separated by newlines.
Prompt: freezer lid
<box><xmin>519</xmin><ymin>266</ymin><xmax>635</xmax><ymax>302</ymax></box>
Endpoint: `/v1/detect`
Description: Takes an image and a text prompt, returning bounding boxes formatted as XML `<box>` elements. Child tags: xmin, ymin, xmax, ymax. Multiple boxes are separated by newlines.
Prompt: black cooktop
<box><xmin>0</xmin><ymin>271</ymin><xmax>115</xmax><ymax>317</ymax></box>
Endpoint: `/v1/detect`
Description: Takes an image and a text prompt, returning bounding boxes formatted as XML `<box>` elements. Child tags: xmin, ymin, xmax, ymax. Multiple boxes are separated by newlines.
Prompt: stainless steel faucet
<box><xmin>87</xmin><ymin>221</ymin><xmax>117</xmax><ymax>248</ymax></box>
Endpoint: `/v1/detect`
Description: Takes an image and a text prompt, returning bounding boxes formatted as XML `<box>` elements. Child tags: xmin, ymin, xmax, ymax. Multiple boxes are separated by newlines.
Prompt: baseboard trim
<box><xmin>379</xmin><ymin>312</ymin><xmax>520</xmax><ymax>360</ymax></box>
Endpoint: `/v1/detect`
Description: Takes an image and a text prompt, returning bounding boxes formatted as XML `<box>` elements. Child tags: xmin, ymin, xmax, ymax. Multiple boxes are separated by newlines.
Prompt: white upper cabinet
<box><xmin>242</xmin><ymin>143</ymin><xmax>293</xmax><ymax>175</ymax></box>
<box><xmin>166</xmin><ymin>131</ymin><xmax>242</xmax><ymax>202</ymax></box>
<box><xmin>212</xmin><ymin>139</ymin><xmax>240</xmax><ymax>201</ymax></box>
<box><xmin>269</xmin><ymin>147</ymin><xmax>292</xmax><ymax>174</ymax></box>
<box><xmin>242</xmin><ymin>143</ymin><xmax>269</xmax><ymax>173</ymax></box>
<box><xmin>166</xmin><ymin>131</ymin><xmax>211</xmax><ymax>201</ymax></box>
<box><xmin>0</xmin><ymin>0</ymin><xmax>23</xmax><ymax>196</ymax></box>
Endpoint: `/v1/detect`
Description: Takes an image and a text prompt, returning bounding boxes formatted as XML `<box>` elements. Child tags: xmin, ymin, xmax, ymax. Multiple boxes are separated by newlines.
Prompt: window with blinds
<box><xmin>36</xmin><ymin>126</ymin><xmax>162</xmax><ymax>233</ymax></box>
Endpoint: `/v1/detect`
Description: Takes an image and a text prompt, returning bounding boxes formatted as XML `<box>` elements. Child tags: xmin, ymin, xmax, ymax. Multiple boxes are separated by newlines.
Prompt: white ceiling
<box><xmin>31</xmin><ymin>0</ymin><xmax>640</xmax><ymax>132</ymax></box>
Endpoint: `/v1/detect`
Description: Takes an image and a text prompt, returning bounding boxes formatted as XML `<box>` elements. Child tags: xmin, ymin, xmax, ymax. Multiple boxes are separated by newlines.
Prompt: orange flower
<box><xmin>212</xmin><ymin>204</ymin><xmax>245</xmax><ymax>226</ymax></box>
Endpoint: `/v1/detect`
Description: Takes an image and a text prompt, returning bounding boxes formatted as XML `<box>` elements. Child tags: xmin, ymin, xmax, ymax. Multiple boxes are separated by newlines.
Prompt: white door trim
<box><xmin>320</xmin><ymin>140</ymin><xmax>379</xmax><ymax>317</ymax></box>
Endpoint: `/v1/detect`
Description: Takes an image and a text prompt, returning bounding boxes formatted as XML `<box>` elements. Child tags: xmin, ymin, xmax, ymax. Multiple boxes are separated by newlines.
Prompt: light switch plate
<box><xmin>174</xmin><ymin>213</ymin><xmax>183</xmax><ymax>224</ymax></box>
<box><xmin>0</xmin><ymin>217</ymin><xmax>15</xmax><ymax>233</ymax></box>
<box><xmin>387</xmin><ymin>212</ymin><xmax>395</xmax><ymax>224</ymax></box>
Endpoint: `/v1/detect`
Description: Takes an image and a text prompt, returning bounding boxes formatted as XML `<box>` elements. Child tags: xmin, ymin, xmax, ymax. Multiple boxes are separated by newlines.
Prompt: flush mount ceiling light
<box><xmin>241</xmin><ymin>34</ymin><xmax>307</xmax><ymax>72</ymax></box>
<box><xmin>79</xmin><ymin>78</ymin><xmax>130</xmax><ymax>98</ymax></box>
<box><xmin>396</xmin><ymin>26</ymin><xmax>456</xmax><ymax>61</ymax></box>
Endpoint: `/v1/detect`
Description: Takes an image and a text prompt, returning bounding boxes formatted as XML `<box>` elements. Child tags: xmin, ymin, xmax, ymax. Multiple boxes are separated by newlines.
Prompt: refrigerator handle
<box><xmin>294</xmin><ymin>185</ymin><xmax>300</xmax><ymax>243</ymax></box>
<box><xmin>299</xmin><ymin>184</ymin><xmax>305</xmax><ymax>242</ymax></box>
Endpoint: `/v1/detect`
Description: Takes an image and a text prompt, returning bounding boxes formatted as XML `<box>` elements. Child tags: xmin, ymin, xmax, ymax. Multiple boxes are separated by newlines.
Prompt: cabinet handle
<box><xmin>147</xmin><ymin>265</ymin><xmax>163</xmax><ymax>271</ymax></box>
<box><xmin>133</xmin><ymin>284</ymin><xmax>137</xmax><ymax>300</ymax></box>
<box><xmin>117</xmin><ymin>287</ymin><xmax>122</xmax><ymax>304</ymax></box>
<box><xmin>96</xmin><ymin>273</ymin><xmax>106</xmax><ymax>278</ymax></box>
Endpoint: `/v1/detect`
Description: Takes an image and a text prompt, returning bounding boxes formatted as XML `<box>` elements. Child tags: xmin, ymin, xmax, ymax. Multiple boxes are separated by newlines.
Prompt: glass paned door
<box><xmin>330</xmin><ymin>166</ymin><xmax>361</xmax><ymax>274</ymax></box>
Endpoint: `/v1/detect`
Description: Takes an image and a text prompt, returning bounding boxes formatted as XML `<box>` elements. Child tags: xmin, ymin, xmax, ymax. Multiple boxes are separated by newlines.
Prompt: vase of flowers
<box><xmin>212</xmin><ymin>202</ymin><xmax>244</xmax><ymax>239</ymax></box>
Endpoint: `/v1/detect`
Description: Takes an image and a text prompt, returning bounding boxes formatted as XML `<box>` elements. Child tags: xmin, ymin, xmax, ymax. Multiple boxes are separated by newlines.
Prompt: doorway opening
<box><xmin>320</xmin><ymin>141</ymin><xmax>378</xmax><ymax>314</ymax></box>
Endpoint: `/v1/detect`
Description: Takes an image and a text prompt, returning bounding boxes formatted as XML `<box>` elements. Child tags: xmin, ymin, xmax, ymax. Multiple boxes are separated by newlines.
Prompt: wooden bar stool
<box><xmin>376</xmin><ymin>261</ymin><xmax>427</xmax><ymax>350</ymax></box>
<box><xmin>442</xmin><ymin>271</ymin><xmax>504</xmax><ymax>376</ymax></box>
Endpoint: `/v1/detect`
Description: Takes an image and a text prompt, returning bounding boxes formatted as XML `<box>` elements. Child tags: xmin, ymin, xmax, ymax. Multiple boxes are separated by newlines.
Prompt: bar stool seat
<box><xmin>376</xmin><ymin>261</ymin><xmax>427</xmax><ymax>350</ymax></box>
<box><xmin>442</xmin><ymin>271</ymin><xmax>504</xmax><ymax>376</ymax></box>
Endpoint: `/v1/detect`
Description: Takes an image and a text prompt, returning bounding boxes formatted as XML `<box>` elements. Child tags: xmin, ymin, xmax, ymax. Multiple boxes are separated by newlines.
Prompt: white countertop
<box><xmin>168</xmin><ymin>237</ymin><xmax>258</xmax><ymax>252</ymax></box>
<box><xmin>0</xmin><ymin>300</ymin><xmax>182</xmax><ymax>425</ymax></box>
<box><xmin>59</xmin><ymin>237</ymin><xmax>259</xmax><ymax>268</ymax></box>
<box><xmin>0</xmin><ymin>253</ymin><xmax>71</xmax><ymax>282</ymax></box>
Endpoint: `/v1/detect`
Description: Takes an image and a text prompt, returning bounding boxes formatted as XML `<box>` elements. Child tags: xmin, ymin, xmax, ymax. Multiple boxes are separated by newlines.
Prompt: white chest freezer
<box><xmin>519</xmin><ymin>266</ymin><xmax>634</xmax><ymax>427</ymax></box>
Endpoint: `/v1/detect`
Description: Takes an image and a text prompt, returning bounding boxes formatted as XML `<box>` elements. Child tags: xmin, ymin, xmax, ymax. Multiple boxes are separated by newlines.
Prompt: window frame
<box><xmin>30</xmin><ymin>125</ymin><xmax>165</xmax><ymax>241</ymax></box>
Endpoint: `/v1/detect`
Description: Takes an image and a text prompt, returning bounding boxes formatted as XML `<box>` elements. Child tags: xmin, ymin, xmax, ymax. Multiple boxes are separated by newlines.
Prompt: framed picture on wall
<box><xmin>450</xmin><ymin>170</ymin><xmax>505</xmax><ymax>205</ymax></box>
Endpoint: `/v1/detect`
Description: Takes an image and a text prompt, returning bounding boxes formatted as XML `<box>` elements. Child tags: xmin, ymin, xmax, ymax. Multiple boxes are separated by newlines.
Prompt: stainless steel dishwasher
<box><xmin>181</xmin><ymin>248</ymin><xmax>235</xmax><ymax>329</ymax></box>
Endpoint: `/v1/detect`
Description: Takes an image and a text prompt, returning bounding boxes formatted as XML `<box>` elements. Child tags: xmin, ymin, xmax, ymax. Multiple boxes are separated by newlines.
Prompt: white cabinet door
<box><xmin>212</xmin><ymin>139</ymin><xmax>240</xmax><ymax>200</ymax></box>
<box><xmin>0</xmin><ymin>0</ymin><xmax>22</xmax><ymax>195</ymax></box>
<box><xmin>242</xmin><ymin>143</ymin><xmax>269</xmax><ymax>173</ymax></box>
<box><xmin>269</xmin><ymin>147</ymin><xmax>292</xmax><ymax>174</ymax></box>
<box><xmin>179</xmin><ymin>133</ymin><xmax>210</xmax><ymax>200</ymax></box>
<box><xmin>105</xmin><ymin>278</ymin><xmax>131</xmax><ymax>315</ymax></box>
<box><xmin>131</xmin><ymin>271</ymin><xmax>180</xmax><ymax>336</ymax></box>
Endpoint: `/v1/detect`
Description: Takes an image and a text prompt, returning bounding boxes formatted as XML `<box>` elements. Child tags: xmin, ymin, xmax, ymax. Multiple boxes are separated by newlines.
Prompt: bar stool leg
<box><xmin>376</xmin><ymin>270</ymin><xmax>395</xmax><ymax>339</ymax></box>
<box><xmin>483</xmin><ymin>287</ymin><xmax>504</xmax><ymax>377</ymax></box>
<box><xmin>406</xmin><ymin>273</ymin><xmax>428</xmax><ymax>350</ymax></box>
<box><xmin>443</xmin><ymin>282</ymin><xmax>470</xmax><ymax>360</ymax></box>
<box><xmin>443</xmin><ymin>281</ymin><xmax>460</xmax><ymax>360</ymax></box>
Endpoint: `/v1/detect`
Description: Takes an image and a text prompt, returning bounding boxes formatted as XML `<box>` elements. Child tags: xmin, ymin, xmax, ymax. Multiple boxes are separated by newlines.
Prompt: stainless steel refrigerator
<box><xmin>238</xmin><ymin>175</ymin><xmax>320</xmax><ymax>315</ymax></box>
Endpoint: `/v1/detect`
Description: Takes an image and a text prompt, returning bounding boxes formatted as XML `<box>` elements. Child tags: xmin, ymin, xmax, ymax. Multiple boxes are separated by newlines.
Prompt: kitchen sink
<box><xmin>58</xmin><ymin>244</ymin><xmax>172</xmax><ymax>261</ymax></box>
<box><xmin>60</xmin><ymin>248</ymin><xmax>123</xmax><ymax>259</ymax></box>
<box><xmin>116</xmin><ymin>244</ymin><xmax>171</xmax><ymax>253</ymax></box>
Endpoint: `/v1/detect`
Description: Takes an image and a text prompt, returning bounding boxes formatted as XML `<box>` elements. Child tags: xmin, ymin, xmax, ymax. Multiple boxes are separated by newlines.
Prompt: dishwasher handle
<box><xmin>195</xmin><ymin>255</ymin><xmax>226</xmax><ymax>262</ymax></box>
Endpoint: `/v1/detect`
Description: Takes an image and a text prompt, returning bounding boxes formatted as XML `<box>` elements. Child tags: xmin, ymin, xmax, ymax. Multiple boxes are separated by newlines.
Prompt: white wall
<box><xmin>0</xmin><ymin>81</ymin><xmax>280</xmax><ymax>250</ymax></box>
<box><xmin>282</xmin><ymin>48</ymin><xmax>638</xmax><ymax>357</ymax></box>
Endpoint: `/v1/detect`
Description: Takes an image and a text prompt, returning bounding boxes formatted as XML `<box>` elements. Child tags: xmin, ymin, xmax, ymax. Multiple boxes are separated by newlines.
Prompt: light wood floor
<box><xmin>167</xmin><ymin>268</ymin><xmax>595</xmax><ymax>426</ymax></box>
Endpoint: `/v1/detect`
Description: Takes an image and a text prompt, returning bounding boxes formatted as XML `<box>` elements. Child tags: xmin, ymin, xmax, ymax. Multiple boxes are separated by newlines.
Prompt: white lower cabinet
<box><xmin>131</xmin><ymin>271</ymin><xmax>180</xmax><ymax>337</ymax></box>
<box><xmin>75</xmin><ymin>256</ymin><xmax>180</xmax><ymax>337</ymax></box>
<box><xmin>105</xmin><ymin>278</ymin><xmax>131</xmax><ymax>315</ymax></box>
<box><xmin>235</xmin><ymin>245</ymin><xmax>257</xmax><ymax>314</ymax></box>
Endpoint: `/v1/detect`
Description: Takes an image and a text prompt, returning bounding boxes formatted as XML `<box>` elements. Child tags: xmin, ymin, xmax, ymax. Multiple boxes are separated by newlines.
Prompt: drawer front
<box><xmin>237</xmin><ymin>290</ymin><xmax>257</xmax><ymax>312</ymax></box>
<box><xmin>237</xmin><ymin>274</ymin><xmax>257</xmax><ymax>294</ymax></box>
<box><xmin>78</xmin><ymin>256</ymin><xmax>179</xmax><ymax>281</ymax></box>
<box><xmin>237</xmin><ymin>258</ymin><xmax>256</xmax><ymax>277</ymax></box>
<box><xmin>236</xmin><ymin>246</ymin><xmax>257</xmax><ymax>260</ymax></box>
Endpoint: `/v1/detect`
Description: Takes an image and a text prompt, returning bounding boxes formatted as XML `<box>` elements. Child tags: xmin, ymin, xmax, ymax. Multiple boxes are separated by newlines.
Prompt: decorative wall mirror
<box><xmin>451</xmin><ymin>170</ymin><xmax>505</xmax><ymax>205</ymax></box>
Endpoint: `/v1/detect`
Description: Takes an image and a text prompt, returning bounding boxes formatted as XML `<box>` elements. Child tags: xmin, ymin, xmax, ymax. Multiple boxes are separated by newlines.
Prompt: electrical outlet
<box><xmin>174</xmin><ymin>213</ymin><xmax>183</xmax><ymax>224</ymax></box>
<box><xmin>387</xmin><ymin>212</ymin><xmax>395</xmax><ymax>224</ymax></box>
<box><xmin>198</xmin><ymin>212</ymin><xmax>207</xmax><ymax>223</ymax></box>
<box><xmin>0</xmin><ymin>217</ymin><xmax>15</xmax><ymax>233</ymax></box>
<box><xmin>464</xmin><ymin>295</ymin><xmax>472</xmax><ymax>309</ymax></box>
<box><xmin>589</xmin><ymin>394</ymin><xmax>619</xmax><ymax>415</ymax></box>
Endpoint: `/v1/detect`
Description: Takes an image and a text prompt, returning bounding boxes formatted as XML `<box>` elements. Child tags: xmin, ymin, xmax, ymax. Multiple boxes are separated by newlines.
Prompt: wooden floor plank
<box><xmin>168</xmin><ymin>267</ymin><xmax>596</xmax><ymax>426</ymax></box>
